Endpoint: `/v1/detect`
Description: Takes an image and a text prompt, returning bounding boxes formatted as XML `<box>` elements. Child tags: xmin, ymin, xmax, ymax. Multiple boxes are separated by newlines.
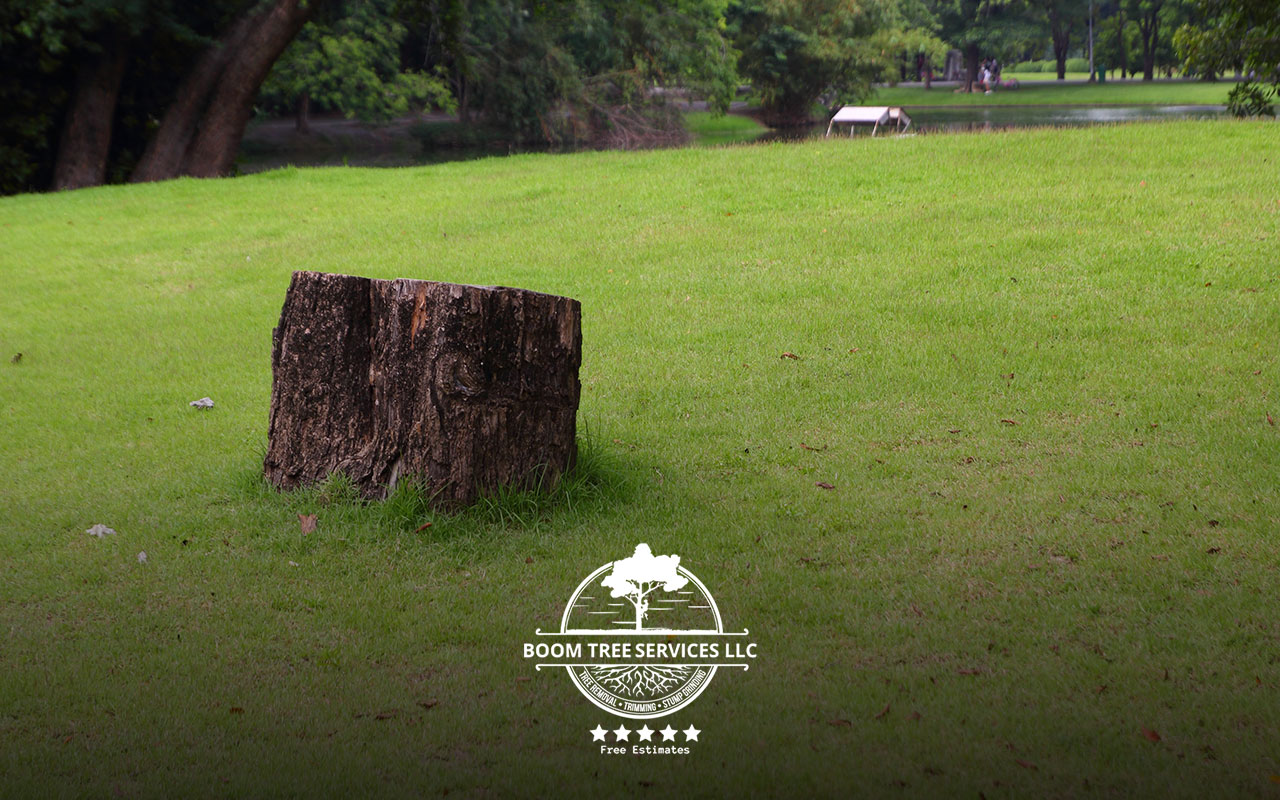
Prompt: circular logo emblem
<box><xmin>560</xmin><ymin>545</ymin><xmax>722</xmax><ymax>719</ymax></box>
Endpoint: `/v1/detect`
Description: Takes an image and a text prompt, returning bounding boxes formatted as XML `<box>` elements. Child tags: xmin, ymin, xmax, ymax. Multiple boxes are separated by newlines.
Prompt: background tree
<box><xmin>260</xmin><ymin>0</ymin><xmax>453</xmax><ymax>131</ymax></box>
<box><xmin>397</xmin><ymin>0</ymin><xmax>736</xmax><ymax>145</ymax></box>
<box><xmin>1036</xmin><ymin>0</ymin><xmax>1088</xmax><ymax>79</ymax></box>
<box><xmin>931</xmin><ymin>0</ymin><xmax>1041</xmax><ymax>92</ymax></box>
<box><xmin>600</xmin><ymin>544</ymin><xmax>689</xmax><ymax>631</ymax></box>
<box><xmin>1122</xmin><ymin>0</ymin><xmax>1189</xmax><ymax>79</ymax></box>
<box><xmin>869</xmin><ymin>27</ymin><xmax>950</xmax><ymax>87</ymax></box>
<box><xmin>1095</xmin><ymin>2</ymin><xmax>1139</xmax><ymax>77</ymax></box>
<box><xmin>727</xmin><ymin>0</ymin><xmax>900</xmax><ymax>125</ymax></box>
<box><xmin>1175</xmin><ymin>0</ymin><xmax>1280</xmax><ymax>115</ymax></box>
<box><xmin>0</xmin><ymin>0</ymin><xmax>320</xmax><ymax>193</ymax></box>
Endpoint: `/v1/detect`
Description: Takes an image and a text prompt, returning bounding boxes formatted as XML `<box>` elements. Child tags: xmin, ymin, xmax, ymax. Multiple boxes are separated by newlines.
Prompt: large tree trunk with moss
<box><xmin>263</xmin><ymin>271</ymin><xmax>582</xmax><ymax>506</ymax></box>
<box><xmin>52</xmin><ymin>34</ymin><xmax>128</xmax><ymax>190</ymax></box>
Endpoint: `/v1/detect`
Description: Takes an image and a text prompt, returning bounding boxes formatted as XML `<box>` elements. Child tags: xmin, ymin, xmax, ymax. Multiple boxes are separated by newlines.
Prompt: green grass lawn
<box><xmin>1002</xmin><ymin>70</ymin><xmax>1095</xmax><ymax>81</ymax></box>
<box><xmin>1</xmin><ymin>121</ymin><xmax>1278</xmax><ymax>798</ymax></box>
<box><xmin>872</xmin><ymin>79</ymin><xmax>1234</xmax><ymax>106</ymax></box>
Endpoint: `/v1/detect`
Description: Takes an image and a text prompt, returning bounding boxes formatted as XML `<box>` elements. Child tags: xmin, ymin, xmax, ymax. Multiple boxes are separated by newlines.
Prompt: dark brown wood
<box><xmin>184</xmin><ymin>0</ymin><xmax>313</xmax><ymax>178</ymax></box>
<box><xmin>263</xmin><ymin>271</ymin><xmax>582</xmax><ymax>506</ymax></box>
<box><xmin>52</xmin><ymin>34</ymin><xmax>129</xmax><ymax>191</ymax></box>
<box><xmin>130</xmin><ymin>11</ymin><xmax>258</xmax><ymax>184</ymax></box>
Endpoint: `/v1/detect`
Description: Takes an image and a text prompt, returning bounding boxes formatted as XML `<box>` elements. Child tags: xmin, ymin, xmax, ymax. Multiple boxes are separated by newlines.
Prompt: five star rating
<box><xmin>591</xmin><ymin>724</ymin><xmax>700</xmax><ymax>755</ymax></box>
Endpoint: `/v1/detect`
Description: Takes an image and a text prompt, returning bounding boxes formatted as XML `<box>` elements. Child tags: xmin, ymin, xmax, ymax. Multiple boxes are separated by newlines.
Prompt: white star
<box><xmin>613</xmin><ymin>724</ymin><xmax>631</xmax><ymax>741</ymax></box>
<box><xmin>636</xmin><ymin>725</ymin><xmax>654</xmax><ymax>741</ymax></box>
<box><xmin>660</xmin><ymin>725</ymin><xmax>678</xmax><ymax>741</ymax></box>
<box><xmin>590</xmin><ymin>724</ymin><xmax>608</xmax><ymax>742</ymax></box>
<box><xmin>682</xmin><ymin>725</ymin><xmax>701</xmax><ymax>742</ymax></box>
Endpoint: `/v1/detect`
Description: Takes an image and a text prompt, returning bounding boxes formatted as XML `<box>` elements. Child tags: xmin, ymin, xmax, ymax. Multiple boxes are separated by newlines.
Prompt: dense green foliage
<box><xmin>2</xmin><ymin>121</ymin><xmax>1278</xmax><ymax>796</ymax></box>
<box><xmin>727</xmin><ymin>0</ymin><xmax>901</xmax><ymax>123</ymax></box>
<box><xmin>260</xmin><ymin>0</ymin><xmax>454</xmax><ymax>124</ymax></box>
<box><xmin>398</xmin><ymin>0</ymin><xmax>738</xmax><ymax>144</ymax></box>
<box><xmin>1175</xmin><ymin>0</ymin><xmax>1280</xmax><ymax>116</ymax></box>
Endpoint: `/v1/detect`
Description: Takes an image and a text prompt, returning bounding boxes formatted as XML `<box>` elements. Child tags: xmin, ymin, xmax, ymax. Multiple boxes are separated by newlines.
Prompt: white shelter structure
<box><xmin>825</xmin><ymin>106</ymin><xmax>912</xmax><ymax>137</ymax></box>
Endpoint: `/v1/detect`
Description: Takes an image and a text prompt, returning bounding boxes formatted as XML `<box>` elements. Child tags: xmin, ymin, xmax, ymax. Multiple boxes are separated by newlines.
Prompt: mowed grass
<box><xmin>872</xmin><ymin>79</ymin><xmax>1234</xmax><ymax>106</ymax></box>
<box><xmin>1</xmin><ymin>121</ymin><xmax>1278</xmax><ymax>798</ymax></box>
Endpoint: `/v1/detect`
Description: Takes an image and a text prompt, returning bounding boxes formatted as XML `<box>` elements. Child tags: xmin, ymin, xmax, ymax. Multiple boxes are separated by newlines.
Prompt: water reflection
<box><xmin>764</xmin><ymin>104</ymin><xmax>1232</xmax><ymax>141</ymax></box>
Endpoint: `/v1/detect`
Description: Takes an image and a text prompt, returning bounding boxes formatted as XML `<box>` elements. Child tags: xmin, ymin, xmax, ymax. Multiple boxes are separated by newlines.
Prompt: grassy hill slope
<box><xmin>1</xmin><ymin>121</ymin><xmax>1277</xmax><ymax>798</ymax></box>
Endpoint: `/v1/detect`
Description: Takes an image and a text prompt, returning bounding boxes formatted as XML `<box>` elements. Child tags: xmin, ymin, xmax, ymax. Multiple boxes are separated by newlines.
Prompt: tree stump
<box><xmin>263</xmin><ymin>271</ymin><xmax>581</xmax><ymax>505</ymax></box>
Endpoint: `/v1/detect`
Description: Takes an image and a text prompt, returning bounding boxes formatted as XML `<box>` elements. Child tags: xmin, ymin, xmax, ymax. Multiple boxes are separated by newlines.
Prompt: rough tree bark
<box><xmin>130</xmin><ymin>11</ymin><xmax>258</xmax><ymax>183</ymax></box>
<box><xmin>263</xmin><ymin>272</ymin><xmax>582</xmax><ymax>506</ymax></box>
<box><xmin>184</xmin><ymin>0</ymin><xmax>312</xmax><ymax>178</ymax></box>
<box><xmin>52</xmin><ymin>34</ymin><xmax>129</xmax><ymax>191</ymax></box>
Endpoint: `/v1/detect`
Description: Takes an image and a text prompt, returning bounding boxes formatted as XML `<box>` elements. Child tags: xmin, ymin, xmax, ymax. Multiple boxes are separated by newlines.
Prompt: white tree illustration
<box><xmin>600</xmin><ymin>543</ymin><xmax>689</xmax><ymax>630</ymax></box>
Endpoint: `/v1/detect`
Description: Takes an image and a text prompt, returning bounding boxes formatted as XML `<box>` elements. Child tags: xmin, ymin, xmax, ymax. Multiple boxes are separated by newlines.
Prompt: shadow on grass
<box><xmin>236</xmin><ymin>431</ymin><xmax>635</xmax><ymax>543</ymax></box>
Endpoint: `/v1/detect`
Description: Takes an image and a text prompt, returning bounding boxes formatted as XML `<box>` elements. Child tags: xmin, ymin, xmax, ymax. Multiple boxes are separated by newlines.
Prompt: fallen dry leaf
<box><xmin>1268</xmin><ymin>412</ymin><xmax>1275</xmax><ymax>426</ymax></box>
<box><xmin>780</xmin><ymin>352</ymin><xmax>800</xmax><ymax>360</ymax></box>
<box><xmin>874</xmin><ymin>703</ymin><xmax>891</xmax><ymax>720</ymax></box>
<box><xmin>799</xmin><ymin>442</ymin><xmax>827</xmax><ymax>452</ymax></box>
<box><xmin>1002</xmin><ymin>373</ymin><xmax>1014</xmax><ymax>380</ymax></box>
<box><xmin>415</xmin><ymin>521</ymin><xmax>433</xmax><ymax>532</ymax></box>
<box><xmin>1141</xmin><ymin>727</ymin><xmax>1161</xmax><ymax>743</ymax></box>
<box><xmin>815</xmin><ymin>481</ymin><xmax>835</xmax><ymax>490</ymax></box>
<box><xmin>828</xmin><ymin>718</ymin><xmax>852</xmax><ymax>728</ymax></box>
<box><xmin>848</xmin><ymin>347</ymin><xmax>861</xmax><ymax>353</ymax></box>
<box><xmin>1000</xmin><ymin>419</ymin><xmax>1018</xmax><ymax>426</ymax></box>
<box><xmin>948</xmin><ymin>429</ymin><xmax>961</xmax><ymax>434</ymax></box>
<box><xmin>298</xmin><ymin>513</ymin><xmax>317</xmax><ymax>534</ymax></box>
<box><xmin>1206</xmin><ymin>546</ymin><xmax>1221</xmax><ymax>554</ymax></box>
<box><xmin>525</xmin><ymin>556</ymin><xmax>534</xmax><ymax>563</ymax></box>
<box><xmin>1015</xmin><ymin>759</ymin><xmax>1038</xmax><ymax>770</ymax></box>
<box><xmin>418</xmin><ymin>700</ymin><xmax>439</xmax><ymax>710</ymax></box>
<box><xmin>229</xmin><ymin>707</ymin><xmax>245</xmax><ymax>715</ymax></box>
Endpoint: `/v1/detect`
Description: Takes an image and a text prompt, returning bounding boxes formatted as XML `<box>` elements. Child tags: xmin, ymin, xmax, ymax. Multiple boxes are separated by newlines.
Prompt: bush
<box><xmin>1065</xmin><ymin>57</ymin><xmax>1090</xmax><ymax>73</ymax></box>
<box><xmin>1013</xmin><ymin>61</ymin><xmax>1042</xmax><ymax>73</ymax></box>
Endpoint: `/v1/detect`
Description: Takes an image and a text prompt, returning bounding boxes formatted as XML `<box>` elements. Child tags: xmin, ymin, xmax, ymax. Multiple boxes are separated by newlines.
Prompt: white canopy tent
<box><xmin>825</xmin><ymin>106</ymin><xmax>912</xmax><ymax>137</ymax></box>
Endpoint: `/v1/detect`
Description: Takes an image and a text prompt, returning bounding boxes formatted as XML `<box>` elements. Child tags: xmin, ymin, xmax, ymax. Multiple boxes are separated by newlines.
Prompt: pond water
<box><xmin>763</xmin><ymin>104</ymin><xmax>1232</xmax><ymax>142</ymax></box>
<box><xmin>897</xmin><ymin>104</ymin><xmax>1229</xmax><ymax>132</ymax></box>
<box><xmin>238</xmin><ymin>104</ymin><xmax>1241</xmax><ymax>173</ymax></box>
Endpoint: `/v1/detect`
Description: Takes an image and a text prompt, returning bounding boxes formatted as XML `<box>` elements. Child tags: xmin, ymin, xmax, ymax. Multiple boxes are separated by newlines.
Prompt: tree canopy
<box><xmin>1175</xmin><ymin>0</ymin><xmax>1279</xmax><ymax>115</ymax></box>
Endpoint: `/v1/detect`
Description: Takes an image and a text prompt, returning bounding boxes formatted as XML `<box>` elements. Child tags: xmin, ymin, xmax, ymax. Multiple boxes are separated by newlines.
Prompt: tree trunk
<box><xmin>263</xmin><ymin>271</ymin><xmax>582</xmax><ymax>506</ymax></box>
<box><xmin>296</xmin><ymin>91</ymin><xmax>310</xmax><ymax>134</ymax></box>
<box><xmin>130</xmin><ymin>11</ymin><xmax>258</xmax><ymax>183</ymax></box>
<box><xmin>1138</xmin><ymin>4</ymin><xmax>1161</xmax><ymax>81</ymax></box>
<box><xmin>52</xmin><ymin>35</ymin><xmax>128</xmax><ymax>191</ymax></box>
<box><xmin>1116</xmin><ymin>13</ymin><xmax>1129</xmax><ymax>79</ymax></box>
<box><xmin>183</xmin><ymin>0</ymin><xmax>312</xmax><ymax>178</ymax></box>
<box><xmin>964</xmin><ymin>43</ymin><xmax>980</xmax><ymax>93</ymax></box>
<box><xmin>1050</xmin><ymin>11</ymin><xmax>1071</xmax><ymax>81</ymax></box>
